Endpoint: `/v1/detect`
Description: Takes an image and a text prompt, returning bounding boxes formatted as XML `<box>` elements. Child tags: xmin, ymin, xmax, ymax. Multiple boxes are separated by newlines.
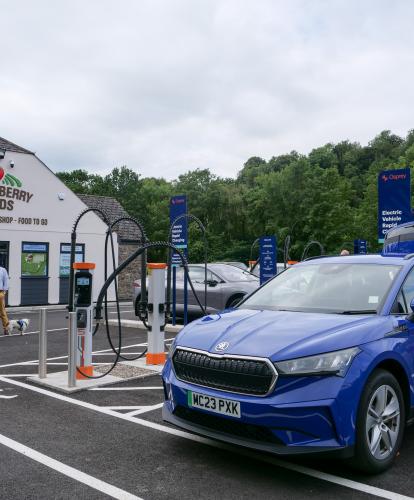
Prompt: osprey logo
<box><xmin>381</xmin><ymin>173</ymin><xmax>406</xmax><ymax>182</ymax></box>
<box><xmin>215</xmin><ymin>341</ymin><xmax>229</xmax><ymax>352</ymax></box>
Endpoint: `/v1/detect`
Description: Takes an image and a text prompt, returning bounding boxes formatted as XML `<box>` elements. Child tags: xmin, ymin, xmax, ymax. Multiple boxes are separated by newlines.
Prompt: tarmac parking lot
<box><xmin>1</xmin><ymin>304</ymin><xmax>414</xmax><ymax>499</ymax></box>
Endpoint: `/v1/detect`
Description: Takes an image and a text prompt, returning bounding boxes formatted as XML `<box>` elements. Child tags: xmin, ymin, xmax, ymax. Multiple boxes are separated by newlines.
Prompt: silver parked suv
<box><xmin>133</xmin><ymin>263</ymin><xmax>259</xmax><ymax>317</ymax></box>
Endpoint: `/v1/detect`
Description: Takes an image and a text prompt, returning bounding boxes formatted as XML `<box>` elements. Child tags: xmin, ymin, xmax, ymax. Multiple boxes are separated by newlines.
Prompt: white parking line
<box><xmin>93</xmin><ymin>352</ymin><xmax>144</xmax><ymax>356</ymax></box>
<box><xmin>0</xmin><ymin>432</ymin><xmax>142</xmax><ymax>500</ymax></box>
<box><xmin>125</xmin><ymin>403</ymin><xmax>164</xmax><ymax>416</ymax></box>
<box><xmin>102</xmin><ymin>406</ymin><xmax>146</xmax><ymax>410</ymax></box>
<box><xmin>89</xmin><ymin>387</ymin><xmax>163</xmax><ymax>391</ymax></box>
<box><xmin>0</xmin><ymin>339</ymin><xmax>174</xmax><ymax>370</ymax></box>
<box><xmin>0</xmin><ymin>376</ymin><xmax>411</xmax><ymax>500</ymax></box>
<box><xmin>0</xmin><ymin>388</ymin><xmax>18</xmax><ymax>399</ymax></box>
<box><xmin>0</xmin><ymin>328</ymin><xmax>68</xmax><ymax>339</ymax></box>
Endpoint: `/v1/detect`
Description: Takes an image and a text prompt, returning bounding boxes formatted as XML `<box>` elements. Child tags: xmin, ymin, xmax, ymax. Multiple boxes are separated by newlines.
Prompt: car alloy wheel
<box><xmin>366</xmin><ymin>384</ymin><xmax>400</xmax><ymax>460</ymax></box>
<box><xmin>353</xmin><ymin>369</ymin><xmax>405</xmax><ymax>474</ymax></box>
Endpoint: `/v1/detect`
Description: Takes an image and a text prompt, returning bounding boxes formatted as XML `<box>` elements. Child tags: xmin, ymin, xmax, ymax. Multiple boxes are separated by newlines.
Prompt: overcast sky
<box><xmin>1</xmin><ymin>0</ymin><xmax>413</xmax><ymax>179</ymax></box>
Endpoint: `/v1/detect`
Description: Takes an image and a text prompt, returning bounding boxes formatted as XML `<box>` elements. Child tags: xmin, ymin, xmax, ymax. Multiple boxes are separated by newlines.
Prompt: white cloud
<box><xmin>0</xmin><ymin>0</ymin><xmax>413</xmax><ymax>178</ymax></box>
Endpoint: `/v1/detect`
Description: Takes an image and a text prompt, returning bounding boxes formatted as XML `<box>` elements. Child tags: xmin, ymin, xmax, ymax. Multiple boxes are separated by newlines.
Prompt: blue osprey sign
<box><xmin>259</xmin><ymin>235</ymin><xmax>277</xmax><ymax>285</ymax></box>
<box><xmin>378</xmin><ymin>168</ymin><xmax>411</xmax><ymax>242</ymax></box>
<box><xmin>170</xmin><ymin>195</ymin><xmax>188</xmax><ymax>266</ymax></box>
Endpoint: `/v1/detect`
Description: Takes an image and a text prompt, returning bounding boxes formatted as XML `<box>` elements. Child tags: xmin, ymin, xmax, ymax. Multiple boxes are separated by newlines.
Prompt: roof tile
<box><xmin>78</xmin><ymin>194</ymin><xmax>143</xmax><ymax>241</ymax></box>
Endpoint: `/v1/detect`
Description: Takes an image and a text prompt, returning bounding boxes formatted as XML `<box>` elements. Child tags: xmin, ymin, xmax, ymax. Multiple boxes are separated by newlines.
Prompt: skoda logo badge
<box><xmin>215</xmin><ymin>341</ymin><xmax>229</xmax><ymax>352</ymax></box>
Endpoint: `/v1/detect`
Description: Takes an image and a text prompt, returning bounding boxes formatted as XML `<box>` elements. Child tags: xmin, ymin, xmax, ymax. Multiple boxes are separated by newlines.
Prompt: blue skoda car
<box><xmin>162</xmin><ymin>230</ymin><xmax>414</xmax><ymax>473</ymax></box>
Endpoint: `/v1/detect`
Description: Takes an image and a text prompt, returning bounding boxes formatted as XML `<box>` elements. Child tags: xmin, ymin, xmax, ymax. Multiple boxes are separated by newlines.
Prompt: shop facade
<box><xmin>0</xmin><ymin>137</ymin><xmax>117</xmax><ymax>306</ymax></box>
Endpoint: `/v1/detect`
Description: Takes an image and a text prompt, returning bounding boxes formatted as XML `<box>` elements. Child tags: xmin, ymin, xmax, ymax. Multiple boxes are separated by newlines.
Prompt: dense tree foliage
<box><xmin>57</xmin><ymin>130</ymin><xmax>414</xmax><ymax>263</ymax></box>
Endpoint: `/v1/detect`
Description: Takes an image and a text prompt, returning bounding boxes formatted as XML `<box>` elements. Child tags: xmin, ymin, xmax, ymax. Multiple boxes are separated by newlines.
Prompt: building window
<box><xmin>59</xmin><ymin>243</ymin><xmax>85</xmax><ymax>277</ymax></box>
<box><xmin>21</xmin><ymin>242</ymin><xmax>49</xmax><ymax>277</ymax></box>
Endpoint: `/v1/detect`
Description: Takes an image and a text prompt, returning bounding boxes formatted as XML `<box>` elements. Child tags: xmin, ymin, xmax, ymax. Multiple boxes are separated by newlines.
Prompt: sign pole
<box><xmin>172</xmin><ymin>266</ymin><xmax>177</xmax><ymax>326</ymax></box>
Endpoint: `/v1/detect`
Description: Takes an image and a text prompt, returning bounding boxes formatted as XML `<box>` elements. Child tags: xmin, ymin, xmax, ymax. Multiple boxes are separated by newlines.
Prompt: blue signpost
<box><xmin>169</xmin><ymin>195</ymin><xmax>188</xmax><ymax>324</ymax></box>
<box><xmin>354</xmin><ymin>239</ymin><xmax>367</xmax><ymax>254</ymax></box>
<box><xmin>259</xmin><ymin>236</ymin><xmax>277</xmax><ymax>285</ymax></box>
<box><xmin>170</xmin><ymin>195</ymin><xmax>188</xmax><ymax>264</ymax></box>
<box><xmin>378</xmin><ymin>168</ymin><xmax>411</xmax><ymax>243</ymax></box>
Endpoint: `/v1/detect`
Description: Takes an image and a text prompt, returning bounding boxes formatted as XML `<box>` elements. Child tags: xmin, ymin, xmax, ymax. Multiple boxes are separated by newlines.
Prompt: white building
<box><xmin>0</xmin><ymin>136</ymin><xmax>118</xmax><ymax>306</ymax></box>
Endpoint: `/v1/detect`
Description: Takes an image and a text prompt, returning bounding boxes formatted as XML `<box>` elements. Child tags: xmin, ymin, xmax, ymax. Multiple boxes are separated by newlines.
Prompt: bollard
<box><xmin>38</xmin><ymin>308</ymin><xmax>47</xmax><ymax>379</ymax></box>
<box><xmin>68</xmin><ymin>312</ymin><xmax>77</xmax><ymax>387</ymax></box>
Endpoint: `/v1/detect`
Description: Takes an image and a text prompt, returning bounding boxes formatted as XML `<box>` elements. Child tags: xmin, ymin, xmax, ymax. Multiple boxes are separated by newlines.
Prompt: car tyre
<box><xmin>353</xmin><ymin>369</ymin><xmax>405</xmax><ymax>474</ymax></box>
<box><xmin>226</xmin><ymin>295</ymin><xmax>244</xmax><ymax>309</ymax></box>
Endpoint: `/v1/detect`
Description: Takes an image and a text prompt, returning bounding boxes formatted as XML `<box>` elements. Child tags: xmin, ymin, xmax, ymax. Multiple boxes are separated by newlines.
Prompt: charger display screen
<box><xmin>75</xmin><ymin>272</ymin><xmax>92</xmax><ymax>306</ymax></box>
<box><xmin>77</xmin><ymin>277</ymin><xmax>90</xmax><ymax>286</ymax></box>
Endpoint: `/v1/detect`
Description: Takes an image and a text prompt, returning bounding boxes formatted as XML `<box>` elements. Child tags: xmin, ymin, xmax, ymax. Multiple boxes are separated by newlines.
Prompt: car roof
<box><xmin>299</xmin><ymin>254</ymin><xmax>410</xmax><ymax>267</ymax></box>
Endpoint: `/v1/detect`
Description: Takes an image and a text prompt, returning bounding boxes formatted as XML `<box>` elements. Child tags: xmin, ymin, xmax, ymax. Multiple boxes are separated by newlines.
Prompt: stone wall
<box><xmin>117</xmin><ymin>242</ymin><xmax>143</xmax><ymax>301</ymax></box>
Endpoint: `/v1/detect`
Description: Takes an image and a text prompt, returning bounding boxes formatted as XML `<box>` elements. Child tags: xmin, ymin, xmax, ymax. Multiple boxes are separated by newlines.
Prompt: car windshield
<box><xmin>240</xmin><ymin>263</ymin><xmax>401</xmax><ymax>314</ymax></box>
<box><xmin>212</xmin><ymin>264</ymin><xmax>258</xmax><ymax>282</ymax></box>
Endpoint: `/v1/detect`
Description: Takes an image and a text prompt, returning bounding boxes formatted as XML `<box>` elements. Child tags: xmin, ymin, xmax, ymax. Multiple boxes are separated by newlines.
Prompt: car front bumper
<box><xmin>162</xmin><ymin>359</ymin><xmax>358</xmax><ymax>457</ymax></box>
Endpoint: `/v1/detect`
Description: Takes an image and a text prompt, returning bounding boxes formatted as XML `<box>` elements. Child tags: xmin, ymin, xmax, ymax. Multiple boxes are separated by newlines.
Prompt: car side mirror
<box><xmin>206</xmin><ymin>279</ymin><xmax>218</xmax><ymax>287</ymax></box>
<box><xmin>407</xmin><ymin>298</ymin><xmax>414</xmax><ymax>322</ymax></box>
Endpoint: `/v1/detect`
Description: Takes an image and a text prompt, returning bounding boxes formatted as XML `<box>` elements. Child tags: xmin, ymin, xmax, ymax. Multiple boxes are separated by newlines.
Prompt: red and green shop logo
<box><xmin>0</xmin><ymin>168</ymin><xmax>22</xmax><ymax>187</ymax></box>
<box><xmin>0</xmin><ymin>169</ymin><xmax>33</xmax><ymax>210</ymax></box>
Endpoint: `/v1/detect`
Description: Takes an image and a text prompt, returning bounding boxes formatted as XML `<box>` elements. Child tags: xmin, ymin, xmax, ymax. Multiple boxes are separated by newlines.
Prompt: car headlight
<box><xmin>274</xmin><ymin>347</ymin><xmax>360</xmax><ymax>377</ymax></box>
<box><xmin>167</xmin><ymin>340</ymin><xmax>176</xmax><ymax>358</ymax></box>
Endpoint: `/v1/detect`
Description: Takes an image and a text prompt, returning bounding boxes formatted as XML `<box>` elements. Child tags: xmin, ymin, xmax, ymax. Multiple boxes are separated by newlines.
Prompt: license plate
<box><xmin>187</xmin><ymin>390</ymin><xmax>241</xmax><ymax>418</ymax></box>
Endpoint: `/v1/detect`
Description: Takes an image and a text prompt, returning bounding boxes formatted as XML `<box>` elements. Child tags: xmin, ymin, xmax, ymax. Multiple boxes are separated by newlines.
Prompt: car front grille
<box><xmin>172</xmin><ymin>348</ymin><xmax>276</xmax><ymax>396</ymax></box>
<box><xmin>174</xmin><ymin>405</ymin><xmax>282</xmax><ymax>444</ymax></box>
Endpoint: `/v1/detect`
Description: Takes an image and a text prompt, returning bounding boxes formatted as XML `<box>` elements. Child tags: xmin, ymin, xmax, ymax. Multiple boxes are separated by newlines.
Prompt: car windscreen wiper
<box><xmin>338</xmin><ymin>310</ymin><xmax>377</xmax><ymax>315</ymax></box>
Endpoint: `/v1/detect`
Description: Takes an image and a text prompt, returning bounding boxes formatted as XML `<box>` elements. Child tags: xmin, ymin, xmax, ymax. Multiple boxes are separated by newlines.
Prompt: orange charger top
<box><xmin>147</xmin><ymin>263</ymin><xmax>167</xmax><ymax>270</ymax></box>
<box><xmin>73</xmin><ymin>262</ymin><xmax>96</xmax><ymax>270</ymax></box>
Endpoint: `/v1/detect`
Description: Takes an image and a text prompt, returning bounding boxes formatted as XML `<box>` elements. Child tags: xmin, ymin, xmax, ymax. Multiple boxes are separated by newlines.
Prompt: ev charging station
<box><xmin>146</xmin><ymin>263</ymin><xmax>167</xmax><ymax>365</ymax></box>
<box><xmin>32</xmin><ymin>205</ymin><xmax>204</xmax><ymax>392</ymax></box>
<box><xmin>73</xmin><ymin>262</ymin><xmax>95</xmax><ymax>379</ymax></box>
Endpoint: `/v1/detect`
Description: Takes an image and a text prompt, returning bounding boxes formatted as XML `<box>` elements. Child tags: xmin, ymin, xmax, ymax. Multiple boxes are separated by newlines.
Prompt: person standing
<box><xmin>0</xmin><ymin>265</ymin><xmax>9</xmax><ymax>335</ymax></box>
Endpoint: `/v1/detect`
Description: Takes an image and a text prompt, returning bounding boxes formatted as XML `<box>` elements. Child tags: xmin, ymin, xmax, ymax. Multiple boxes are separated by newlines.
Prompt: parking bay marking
<box><xmin>0</xmin><ymin>338</ymin><xmax>175</xmax><ymax>370</ymax></box>
<box><xmin>0</xmin><ymin>327</ymin><xmax>68</xmax><ymax>339</ymax></box>
<box><xmin>0</xmin><ymin>388</ymin><xmax>18</xmax><ymax>399</ymax></box>
<box><xmin>0</xmin><ymin>376</ymin><xmax>411</xmax><ymax>500</ymax></box>
<box><xmin>102</xmin><ymin>404</ymin><xmax>164</xmax><ymax>415</ymax></box>
<box><xmin>0</xmin><ymin>432</ymin><xmax>142</xmax><ymax>500</ymax></box>
<box><xmin>89</xmin><ymin>387</ymin><xmax>163</xmax><ymax>391</ymax></box>
<box><xmin>124</xmin><ymin>403</ymin><xmax>164</xmax><ymax>416</ymax></box>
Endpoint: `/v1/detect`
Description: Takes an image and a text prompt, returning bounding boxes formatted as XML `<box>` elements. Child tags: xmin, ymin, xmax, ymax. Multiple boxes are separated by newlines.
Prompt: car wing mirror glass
<box><xmin>206</xmin><ymin>279</ymin><xmax>218</xmax><ymax>287</ymax></box>
<box><xmin>407</xmin><ymin>298</ymin><xmax>414</xmax><ymax>322</ymax></box>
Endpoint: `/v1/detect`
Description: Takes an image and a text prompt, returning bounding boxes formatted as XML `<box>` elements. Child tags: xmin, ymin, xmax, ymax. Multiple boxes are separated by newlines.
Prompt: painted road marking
<box><xmin>125</xmin><ymin>403</ymin><xmax>164</xmax><ymax>416</ymax></box>
<box><xmin>0</xmin><ymin>388</ymin><xmax>18</xmax><ymax>399</ymax></box>
<box><xmin>93</xmin><ymin>352</ymin><xmax>145</xmax><ymax>356</ymax></box>
<box><xmin>0</xmin><ymin>376</ymin><xmax>411</xmax><ymax>500</ymax></box>
<box><xmin>0</xmin><ymin>339</ymin><xmax>174</xmax><ymax>370</ymax></box>
<box><xmin>102</xmin><ymin>406</ymin><xmax>146</xmax><ymax>410</ymax></box>
<box><xmin>0</xmin><ymin>432</ymin><xmax>142</xmax><ymax>500</ymax></box>
<box><xmin>0</xmin><ymin>327</ymin><xmax>68</xmax><ymax>338</ymax></box>
<box><xmin>89</xmin><ymin>387</ymin><xmax>163</xmax><ymax>391</ymax></box>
